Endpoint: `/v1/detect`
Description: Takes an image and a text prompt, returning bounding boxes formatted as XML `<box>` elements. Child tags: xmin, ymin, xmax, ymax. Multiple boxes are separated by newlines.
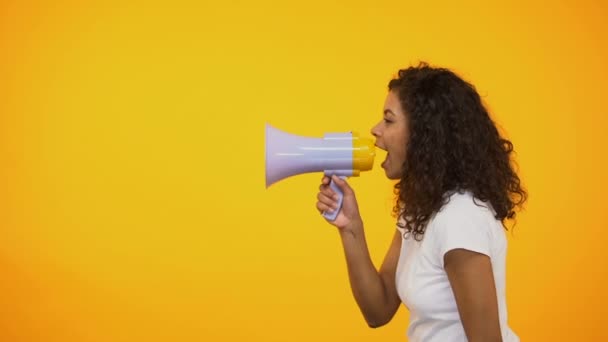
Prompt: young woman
<box><xmin>316</xmin><ymin>62</ymin><xmax>527</xmax><ymax>342</ymax></box>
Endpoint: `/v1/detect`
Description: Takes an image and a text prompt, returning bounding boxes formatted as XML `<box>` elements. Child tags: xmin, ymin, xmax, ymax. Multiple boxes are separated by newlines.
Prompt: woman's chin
<box><xmin>383</xmin><ymin>168</ymin><xmax>399</xmax><ymax>180</ymax></box>
<box><xmin>388</xmin><ymin>174</ymin><xmax>401</xmax><ymax>180</ymax></box>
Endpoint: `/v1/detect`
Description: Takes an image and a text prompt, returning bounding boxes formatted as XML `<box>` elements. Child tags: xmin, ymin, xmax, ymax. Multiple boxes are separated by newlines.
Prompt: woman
<box><xmin>316</xmin><ymin>62</ymin><xmax>527</xmax><ymax>342</ymax></box>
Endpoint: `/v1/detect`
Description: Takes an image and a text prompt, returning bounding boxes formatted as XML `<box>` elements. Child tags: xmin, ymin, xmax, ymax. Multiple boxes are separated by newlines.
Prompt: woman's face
<box><xmin>370</xmin><ymin>90</ymin><xmax>409</xmax><ymax>180</ymax></box>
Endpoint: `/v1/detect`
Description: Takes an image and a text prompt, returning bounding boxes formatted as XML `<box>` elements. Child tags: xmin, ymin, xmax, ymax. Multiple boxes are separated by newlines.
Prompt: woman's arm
<box><xmin>444</xmin><ymin>248</ymin><xmax>503</xmax><ymax>342</ymax></box>
<box><xmin>316</xmin><ymin>175</ymin><xmax>402</xmax><ymax>328</ymax></box>
<box><xmin>339</xmin><ymin>226</ymin><xmax>403</xmax><ymax>328</ymax></box>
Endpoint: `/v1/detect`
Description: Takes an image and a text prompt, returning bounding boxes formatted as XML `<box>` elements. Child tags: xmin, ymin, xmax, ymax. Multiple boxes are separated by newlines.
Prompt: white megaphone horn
<box><xmin>265</xmin><ymin>123</ymin><xmax>375</xmax><ymax>221</ymax></box>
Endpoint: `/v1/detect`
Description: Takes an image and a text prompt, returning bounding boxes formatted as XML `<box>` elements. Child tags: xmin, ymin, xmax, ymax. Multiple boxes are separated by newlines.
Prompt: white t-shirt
<box><xmin>395</xmin><ymin>190</ymin><xmax>519</xmax><ymax>342</ymax></box>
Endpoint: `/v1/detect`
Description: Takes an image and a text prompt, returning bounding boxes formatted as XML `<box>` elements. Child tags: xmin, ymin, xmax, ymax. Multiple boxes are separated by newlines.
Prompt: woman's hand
<box><xmin>316</xmin><ymin>175</ymin><xmax>363</xmax><ymax>233</ymax></box>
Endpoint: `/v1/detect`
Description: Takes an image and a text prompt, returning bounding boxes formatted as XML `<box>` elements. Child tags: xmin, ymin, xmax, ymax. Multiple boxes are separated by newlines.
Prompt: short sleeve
<box><xmin>430</xmin><ymin>209</ymin><xmax>492</xmax><ymax>269</ymax></box>
<box><xmin>396</xmin><ymin>215</ymin><xmax>406</xmax><ymax>235</ymax></box>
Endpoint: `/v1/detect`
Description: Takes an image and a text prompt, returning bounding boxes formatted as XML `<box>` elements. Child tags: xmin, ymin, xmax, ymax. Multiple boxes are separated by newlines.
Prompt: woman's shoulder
<box><xmin>434</xmin><ymin>189</ymin><xmax>497</xmax><ymax>222</ymax></box>
<box><xmin>423</xmin><ymin>190</ymin><xmax>505</xmax><ymax>265</ymax></box>
<box><xmin>394</xmin><ymin>190</ymin><xmax>500</xmax><ymax>238</ymax></box>
<box><xmin>424</xmin><ymin>190</ymin><xmax>501</xmax><ymax>238</ymax></box>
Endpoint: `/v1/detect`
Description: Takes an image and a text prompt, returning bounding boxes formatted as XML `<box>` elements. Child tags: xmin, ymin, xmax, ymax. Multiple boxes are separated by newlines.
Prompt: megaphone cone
<box><xmin>265</xmin><ymin>122</ymin><xmax>375</xmax><ymax>220</ymax></box>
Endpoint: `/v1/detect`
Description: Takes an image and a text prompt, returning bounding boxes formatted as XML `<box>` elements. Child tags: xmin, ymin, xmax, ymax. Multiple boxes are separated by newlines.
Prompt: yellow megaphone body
<box><xmin>265</xmin><ymin>123</ymin><xmax>375</xmax><ymax>221</ymax></box>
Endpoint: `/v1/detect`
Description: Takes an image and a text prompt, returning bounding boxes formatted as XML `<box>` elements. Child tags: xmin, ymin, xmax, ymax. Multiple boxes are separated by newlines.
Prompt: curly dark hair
<box><xmin>389</xmin><ymin>62</ymin><xmax>527</xmax><ymax>241</ymax></box>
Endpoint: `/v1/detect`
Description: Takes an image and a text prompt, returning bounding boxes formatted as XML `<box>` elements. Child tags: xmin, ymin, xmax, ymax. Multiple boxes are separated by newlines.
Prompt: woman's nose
<box><xmin>370</xmin><ymin>123</ymin><xmax>380</xmax><ymax>137</ymax></box>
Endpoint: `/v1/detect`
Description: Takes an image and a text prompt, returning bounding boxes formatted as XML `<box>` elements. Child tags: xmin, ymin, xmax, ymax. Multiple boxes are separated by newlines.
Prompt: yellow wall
<box><xmin>1</xmin><ymin>0</ymin><xmax>606</xmax><ymax>340</ymax></box>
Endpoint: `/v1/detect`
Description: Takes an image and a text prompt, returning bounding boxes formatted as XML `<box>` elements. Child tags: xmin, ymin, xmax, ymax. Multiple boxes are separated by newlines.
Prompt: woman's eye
<box><xmin>384</xmin><ymin>119</ymin><xmax>392</xmax><ymax>124</ymax></box>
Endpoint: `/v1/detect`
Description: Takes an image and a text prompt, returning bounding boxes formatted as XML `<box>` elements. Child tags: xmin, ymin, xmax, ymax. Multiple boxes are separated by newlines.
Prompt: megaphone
<box><xmin>265</xmin><ymin>123</ymin><xmax>376</xmax><ymax>221</ymax></box>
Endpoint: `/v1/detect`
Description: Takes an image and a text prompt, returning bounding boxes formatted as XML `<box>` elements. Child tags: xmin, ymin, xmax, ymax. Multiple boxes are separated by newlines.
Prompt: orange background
<box><xmin>1</xmin><ymin>0</ymin><xmax>607</xmax><ymax>341</ymax></box>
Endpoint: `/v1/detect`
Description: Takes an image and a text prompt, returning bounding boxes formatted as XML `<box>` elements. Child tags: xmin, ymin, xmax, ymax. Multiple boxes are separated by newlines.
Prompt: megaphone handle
<box><xmin>322</xmin><ymin>176</ymin><xmax>346</xmax><ymax>221</ymax></box>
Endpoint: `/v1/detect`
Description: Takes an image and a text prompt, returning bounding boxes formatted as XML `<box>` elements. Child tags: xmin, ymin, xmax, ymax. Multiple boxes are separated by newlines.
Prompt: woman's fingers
<box><xmin>317</xmin><ymin>192</ymin><xmax>338</xmax><ymax>209</ymax></box>
<box><xmin>319</xmin><ymin>184</ymin><xmax>339</xmax><ymax>199</ymax></box>
<box><xmin>316</xmin><ymin>201</ymin><xmax>334</xmax><ymax>214</ymax></box>
<box><xmin>321</xmin><ymin>175</ymin><xmax>330</xmax><ymax>185</ymax></box>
